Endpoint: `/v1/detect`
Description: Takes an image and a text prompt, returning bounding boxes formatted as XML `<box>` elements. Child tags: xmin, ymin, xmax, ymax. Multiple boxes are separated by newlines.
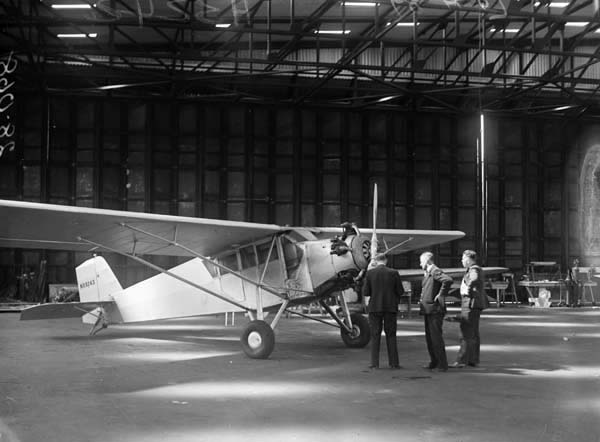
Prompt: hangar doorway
<box><xmin>580</xmin><ymin>145</ymin><xmax>600</xmax><ymax>265</ymax></box>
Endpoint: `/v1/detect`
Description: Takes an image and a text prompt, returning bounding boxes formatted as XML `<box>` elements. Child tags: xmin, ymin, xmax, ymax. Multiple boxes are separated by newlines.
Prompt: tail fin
<box><xmin>76</xmin><ymin>256</ymin><xmax>123</xmax><ymax>302</ymax></box>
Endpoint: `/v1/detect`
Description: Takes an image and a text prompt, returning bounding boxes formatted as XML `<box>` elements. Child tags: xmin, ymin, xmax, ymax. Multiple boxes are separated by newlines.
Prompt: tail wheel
<box><xmin>241</xmin><ymin>320</ymin><xmax>275</xmax><ymax>359</ymax></box>
<box><xmin>341</xmin><ymin>313</ymin><xmax>371</xmax><ymax>348</ymax></box>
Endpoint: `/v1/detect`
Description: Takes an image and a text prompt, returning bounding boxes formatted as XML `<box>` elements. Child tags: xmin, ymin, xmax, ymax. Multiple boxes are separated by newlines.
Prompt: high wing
<box><xmin>0</xmin><ymin>199</ymin><xmax>464</xmax><ymax>257</ymax></box>
<box><xmin>313</xmin><ymin>227</ymin><xmax>465</xmax><ymax>255</ymax></box>
<box><xmin>0</xmin><ymin>199</ymin><xmax>284</xmax><ymax>257</ymax></box>
<box><xmin>398</xmin><ymin>267</ymin><xmax>509</xmax><ymax>281</ymax></box>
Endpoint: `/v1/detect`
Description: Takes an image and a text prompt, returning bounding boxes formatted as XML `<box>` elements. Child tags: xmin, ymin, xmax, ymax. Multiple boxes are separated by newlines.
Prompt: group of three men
<box><xmin>361</xmin><ymin>249</ymin><xmax>488</xmax><ymax>371</ymax></box>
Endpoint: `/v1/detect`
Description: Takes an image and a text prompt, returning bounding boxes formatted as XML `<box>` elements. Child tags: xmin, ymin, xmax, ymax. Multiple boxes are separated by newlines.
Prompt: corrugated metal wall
<box><xmin>0</xmin><ymin>94</ymin><xmax>588</xmax><ymax>299</ymax></box>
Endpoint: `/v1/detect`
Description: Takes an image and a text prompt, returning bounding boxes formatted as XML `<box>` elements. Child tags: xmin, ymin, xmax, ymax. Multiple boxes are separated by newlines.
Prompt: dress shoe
<box><xmin>435</xmin><ymin>367</ymin><xmax>448</xmax><ymax>372</ymax></box>
<box><xmin>368</xmin><ymin>364</ymin><xmax>379</xmax><ymax>369</ymax></box>
<box><xmin>468</xmin><ymin>363</ymin><xmax>478</xmax><ymax>367</ymax></box>
<box><xmin>389</xmin><ymin>365</ymin><xmax>403</xmax><ymax>369</ymax></box>
<box><xmin>450</xmin><ymin>362</ymin><xmax>465</xmax><ymax>368</ymax></box>
<box><xmin>422</xmin><ymin>363</ymin><xmax>436</xmax><ymax>370</ymax></box>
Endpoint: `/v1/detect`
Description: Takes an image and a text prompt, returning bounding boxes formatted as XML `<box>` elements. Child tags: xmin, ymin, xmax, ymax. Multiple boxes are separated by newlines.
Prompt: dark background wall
<box><xmin>0</xmin><ymin>93</ymin><xmax>594</xmax><ymax>299</ymax></box>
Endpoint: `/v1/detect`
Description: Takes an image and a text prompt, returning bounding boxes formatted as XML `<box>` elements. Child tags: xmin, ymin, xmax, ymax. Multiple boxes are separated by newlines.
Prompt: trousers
<box><xmin>424</xmin><ymin>313</ymin><xmax>448</xmax><ymax>369</ymax></box>
<box><xmin>456</xmin><ymin>309</ymin><xmax>481</xmax><ymax>365</ymax></box>
<box><xmin>369</xmin><ymin>311</ymin><xmax>399</xmax><ymax>367</ymax></box>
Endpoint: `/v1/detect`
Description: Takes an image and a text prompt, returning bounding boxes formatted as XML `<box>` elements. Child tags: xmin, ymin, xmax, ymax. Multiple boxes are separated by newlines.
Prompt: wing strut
<box><xmin>256</xmin><ymin>235</ymin><xmax>277</xmax><ymax>320</ymax></box>
<box><xmin>380</xmin><ymin>237</ymin><xmax>414</xmax><ymax>255</ymax></box>
<box><xmin>77</xmin><ymin>237</ymin><xmax>252</xmax><ymax>312</ymax></box>
<box><xmin>119</xmin><ymin>223</ymin><xmax>288</xmax><ymax>301</ymax></box>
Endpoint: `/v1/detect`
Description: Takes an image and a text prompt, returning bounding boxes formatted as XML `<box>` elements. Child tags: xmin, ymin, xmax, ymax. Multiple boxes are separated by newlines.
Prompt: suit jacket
<box><xmin>420</xmin><ymin>265</ymin><xmax>453</xmax><ymax>315</ymax></box>
<box><xmin>460</xmin><ymin>265</ymin><xmax>488</xmax><ymax>311</ymax></box>
<box><xmin>362</xmin><ymin>264</ymin><xmax>404</xmax><ymax>313</ymax></box>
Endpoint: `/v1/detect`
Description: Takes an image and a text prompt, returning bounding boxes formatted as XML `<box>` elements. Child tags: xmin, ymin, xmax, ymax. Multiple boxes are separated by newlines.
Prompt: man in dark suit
<box><xmin>362</xmin><ymin>253</ymin><xmax>404</xmax><ymax>369</ymax></box>
<box><xmin>451</xmin><ymin>249</ymin><xmax>488</xmax><ymax>368</ymax></box>
<box><xmin>419</xmin><ymin>251</ymin><xmax>453</xmax><ymax>372</ymax></box>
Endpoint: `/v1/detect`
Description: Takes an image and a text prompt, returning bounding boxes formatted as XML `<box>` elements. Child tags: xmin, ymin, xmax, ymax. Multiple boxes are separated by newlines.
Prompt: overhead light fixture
<box><xmin>57</xmin><ymin>33</ymin><xmax>98</xmax><ymax>38</ymax></box>
<box><xmin>565</xmin><ymin>22</ymin><xmax>589</xmax><ymax>27</ymax></box>
<box><xmin>215</xmin><ymin>23</ymin><xmax>231</xmax><ymax>28</ymax></box>
<box><xmin>314</xmin><ymin>29</ymin><xmax>351</xmax><ymax>34</ymax></box>
<box><xmin>376</xmin><ymin>95</ymin><xmax>399</xmax><ymax>103</ymax></box>
<box><xmin>342</xmin><ymin>1</ymin><xmax>378</xmax><ymax>6</ymax></box>
<box><xmin>51</xmin><ymin>3</ymin><xmax>94</xmax><ymax>8</ymax></box>
<box><xmin>534</xmin><ymin>1</ymin><xmax>569</xmax><ymax>6</ymax></box>
<box><xmin>490</xmin><ymin>28</ymin><xmax>520</xmax><ymax>33</ymax></box>
<box><xmin>62</xmin><ymin>60</ymin><xmax>92</xmax><ymax>66</ymax></box>
<box><xmin>553</xmin><ymin>105</ymin><xmax>574</xmax><ymax>111</ymax></box>
<box><xmin>386</xmin><ymin>22</ymin><xmax>418</xmax><ymax>26</ymax></box>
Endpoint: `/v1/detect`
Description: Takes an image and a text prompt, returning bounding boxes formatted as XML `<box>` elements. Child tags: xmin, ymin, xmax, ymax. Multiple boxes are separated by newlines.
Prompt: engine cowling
<box><xmin>305</xmin><ymin>234</ymin><xmax>372</xmax><ymax>297</ymax></box>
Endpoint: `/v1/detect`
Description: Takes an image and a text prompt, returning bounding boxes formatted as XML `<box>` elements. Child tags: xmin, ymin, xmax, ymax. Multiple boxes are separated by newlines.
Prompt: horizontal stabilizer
<box><xmin>20</xmin><ymin>302</ymin><xmax>115</xmax><ymax>320</ymax></box>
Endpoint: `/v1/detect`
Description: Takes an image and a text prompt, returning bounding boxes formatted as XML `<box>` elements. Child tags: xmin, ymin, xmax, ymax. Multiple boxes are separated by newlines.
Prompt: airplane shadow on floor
<box><xmin>48</xmin><ymin>324</ymin><xmax>243</xmax><ymax>348</ymax></box>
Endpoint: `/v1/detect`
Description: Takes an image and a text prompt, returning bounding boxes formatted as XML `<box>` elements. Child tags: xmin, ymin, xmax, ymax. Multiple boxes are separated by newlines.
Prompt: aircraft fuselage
<box><xmin>88</xmin><ymin>229</ymin><xmax>372</xmax><ymax>323</ymax></box>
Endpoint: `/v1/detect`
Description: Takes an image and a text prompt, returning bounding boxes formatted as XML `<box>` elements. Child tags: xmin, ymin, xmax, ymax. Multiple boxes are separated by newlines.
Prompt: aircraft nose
<box><xmin>350</xmin><ymin>236</ymin><xmax>371</xmax><ymax>270</ymax></box>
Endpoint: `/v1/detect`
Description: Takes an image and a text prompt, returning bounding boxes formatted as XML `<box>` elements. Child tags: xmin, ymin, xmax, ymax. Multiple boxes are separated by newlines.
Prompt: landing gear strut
<box><xmin>319</xmin><ymin>299</ymin><xmax>371</xmax><ymax>349</ymax></box>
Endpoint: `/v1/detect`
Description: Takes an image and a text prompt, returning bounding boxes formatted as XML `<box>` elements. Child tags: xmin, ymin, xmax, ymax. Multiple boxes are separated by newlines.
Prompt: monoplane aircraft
<box><xmin>0</xmin><ymin>188</ymin><xmax>465</xmax><ymax>359</ymax></box>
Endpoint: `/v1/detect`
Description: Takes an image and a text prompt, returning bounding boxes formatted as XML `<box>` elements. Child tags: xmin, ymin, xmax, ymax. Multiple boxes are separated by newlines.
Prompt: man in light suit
<box><xmin>419</xmin><ymin>252</ymin><xmax>453</xmax><ymax>372</ymax></box>
<box><xmin>451</xmin><ymin>249</ymin><xmax>488</xmax><ymax>368</ymax></box>
<box><xmin>362</xmin><ymin>253</ymin><xmax>404</xmax><ymax>369</ymax></box>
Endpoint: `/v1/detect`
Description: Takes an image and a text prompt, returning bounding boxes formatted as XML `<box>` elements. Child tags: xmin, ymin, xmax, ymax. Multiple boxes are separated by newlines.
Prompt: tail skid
<box><xmin>87</xmin><ymin>307</ymin><xmax>109</xmax><ymax>335</ymax></box>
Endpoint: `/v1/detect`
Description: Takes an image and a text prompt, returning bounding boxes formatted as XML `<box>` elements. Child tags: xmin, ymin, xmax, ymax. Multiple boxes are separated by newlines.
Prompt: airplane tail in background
<box><xmin>75</xmin><ymin>256</ymin><xmax>123</xmax><ymax>302</ymax></box>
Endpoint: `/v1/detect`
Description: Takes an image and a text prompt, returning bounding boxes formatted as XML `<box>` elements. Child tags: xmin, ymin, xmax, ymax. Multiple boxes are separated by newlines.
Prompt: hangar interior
<box><xmin>1</xmin><ymin>0</ymin><xmax>600</xmax><ymax>297</ymax></box>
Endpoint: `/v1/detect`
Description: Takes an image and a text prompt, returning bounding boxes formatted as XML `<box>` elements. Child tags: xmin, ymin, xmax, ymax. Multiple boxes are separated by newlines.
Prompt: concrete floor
<box><xmin>1</xmin><ymin>306</ymin><xmax>599</xmax><ymax>442</ymax></box>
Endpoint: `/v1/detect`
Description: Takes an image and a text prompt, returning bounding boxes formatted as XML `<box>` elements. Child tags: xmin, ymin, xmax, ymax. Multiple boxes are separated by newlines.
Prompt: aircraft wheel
<box><xmin>241</xmin><ymin>320</ymin><xmax>275</xmax><ymax>359</ymax></box>
<box><xmin>341</xmin><ymin>313</ymin><xmax>371</xmax><ymax>348</ymax></box>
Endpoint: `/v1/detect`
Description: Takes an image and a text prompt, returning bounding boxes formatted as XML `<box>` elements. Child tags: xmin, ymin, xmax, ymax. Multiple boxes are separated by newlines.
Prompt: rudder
<box><xmin>76</xmin><ymin>256</ymin><xmax>123</xmax><ymax>302</ymax></box>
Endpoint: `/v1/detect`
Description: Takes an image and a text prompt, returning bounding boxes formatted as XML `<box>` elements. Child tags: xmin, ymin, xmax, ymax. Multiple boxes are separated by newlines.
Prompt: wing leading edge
<box><xmin>0</xmin><ymin>199</ymin><xmax>284</xmax><ymax>257</ymax></box>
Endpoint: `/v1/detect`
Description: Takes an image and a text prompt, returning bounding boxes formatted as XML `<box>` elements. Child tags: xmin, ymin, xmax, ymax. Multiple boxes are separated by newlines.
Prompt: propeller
<box><xmin>368</xmin><ymin>183</ymin><xmax>413</xmax><ymax>260</ymax></box>
<box><xmin>370</xmin><ymin>183</ymin><xmax>378</xmax><ymax>265</ymax></box>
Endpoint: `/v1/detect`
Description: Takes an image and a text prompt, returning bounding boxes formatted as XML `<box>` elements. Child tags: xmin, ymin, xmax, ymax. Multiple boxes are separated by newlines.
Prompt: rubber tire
<box><xmin>340</xmin><ymin>313</ymin><xmax>371</xmax><ymax>348</ymax></box>
<box><xmin>240</xmin><ymin>320</ymin><xmax>275</xmax><ymax>359</ymax></box>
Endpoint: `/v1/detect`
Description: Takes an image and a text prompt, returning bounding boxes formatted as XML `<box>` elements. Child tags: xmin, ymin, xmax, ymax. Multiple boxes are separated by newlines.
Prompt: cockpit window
<box><xmin>219</xmin><ymin>253</ymin><xmax>239</xmax><ymax>276</ymax></box>
<box><xmin>281</xmin><ymin>235</ymin><xmax>303</xmax><ymax>277</ymax></box>
<box><xmin>205</xmin><ymin>245</ymin><xmax>258</xmax><ymax>278</ymax></box>
<box><xmin>256</xmin><ymin>241</ymin><xmax>278</xmax><ymax>264</ymax></box>
<box><xmin>285</xmin><ymin>230</ymin><xmax>313</xmax><ymax>242</ymax></box>
<box><xmin>204</xmin><ymin>260</ymin><xmax>219</xmax><ymax>278</ymax></box>
<box><xmin>239</xmin><ymin>246</ymin><xmax>256</xmax><ymax>269</ymax></box>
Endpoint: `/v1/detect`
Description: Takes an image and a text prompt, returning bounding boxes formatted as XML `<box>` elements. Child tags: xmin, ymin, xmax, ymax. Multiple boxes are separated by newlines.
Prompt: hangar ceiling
<box><xmin>1</xmin><ymin>0</ymin><xmax>600</xmax><ymax>115</ymax></box>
